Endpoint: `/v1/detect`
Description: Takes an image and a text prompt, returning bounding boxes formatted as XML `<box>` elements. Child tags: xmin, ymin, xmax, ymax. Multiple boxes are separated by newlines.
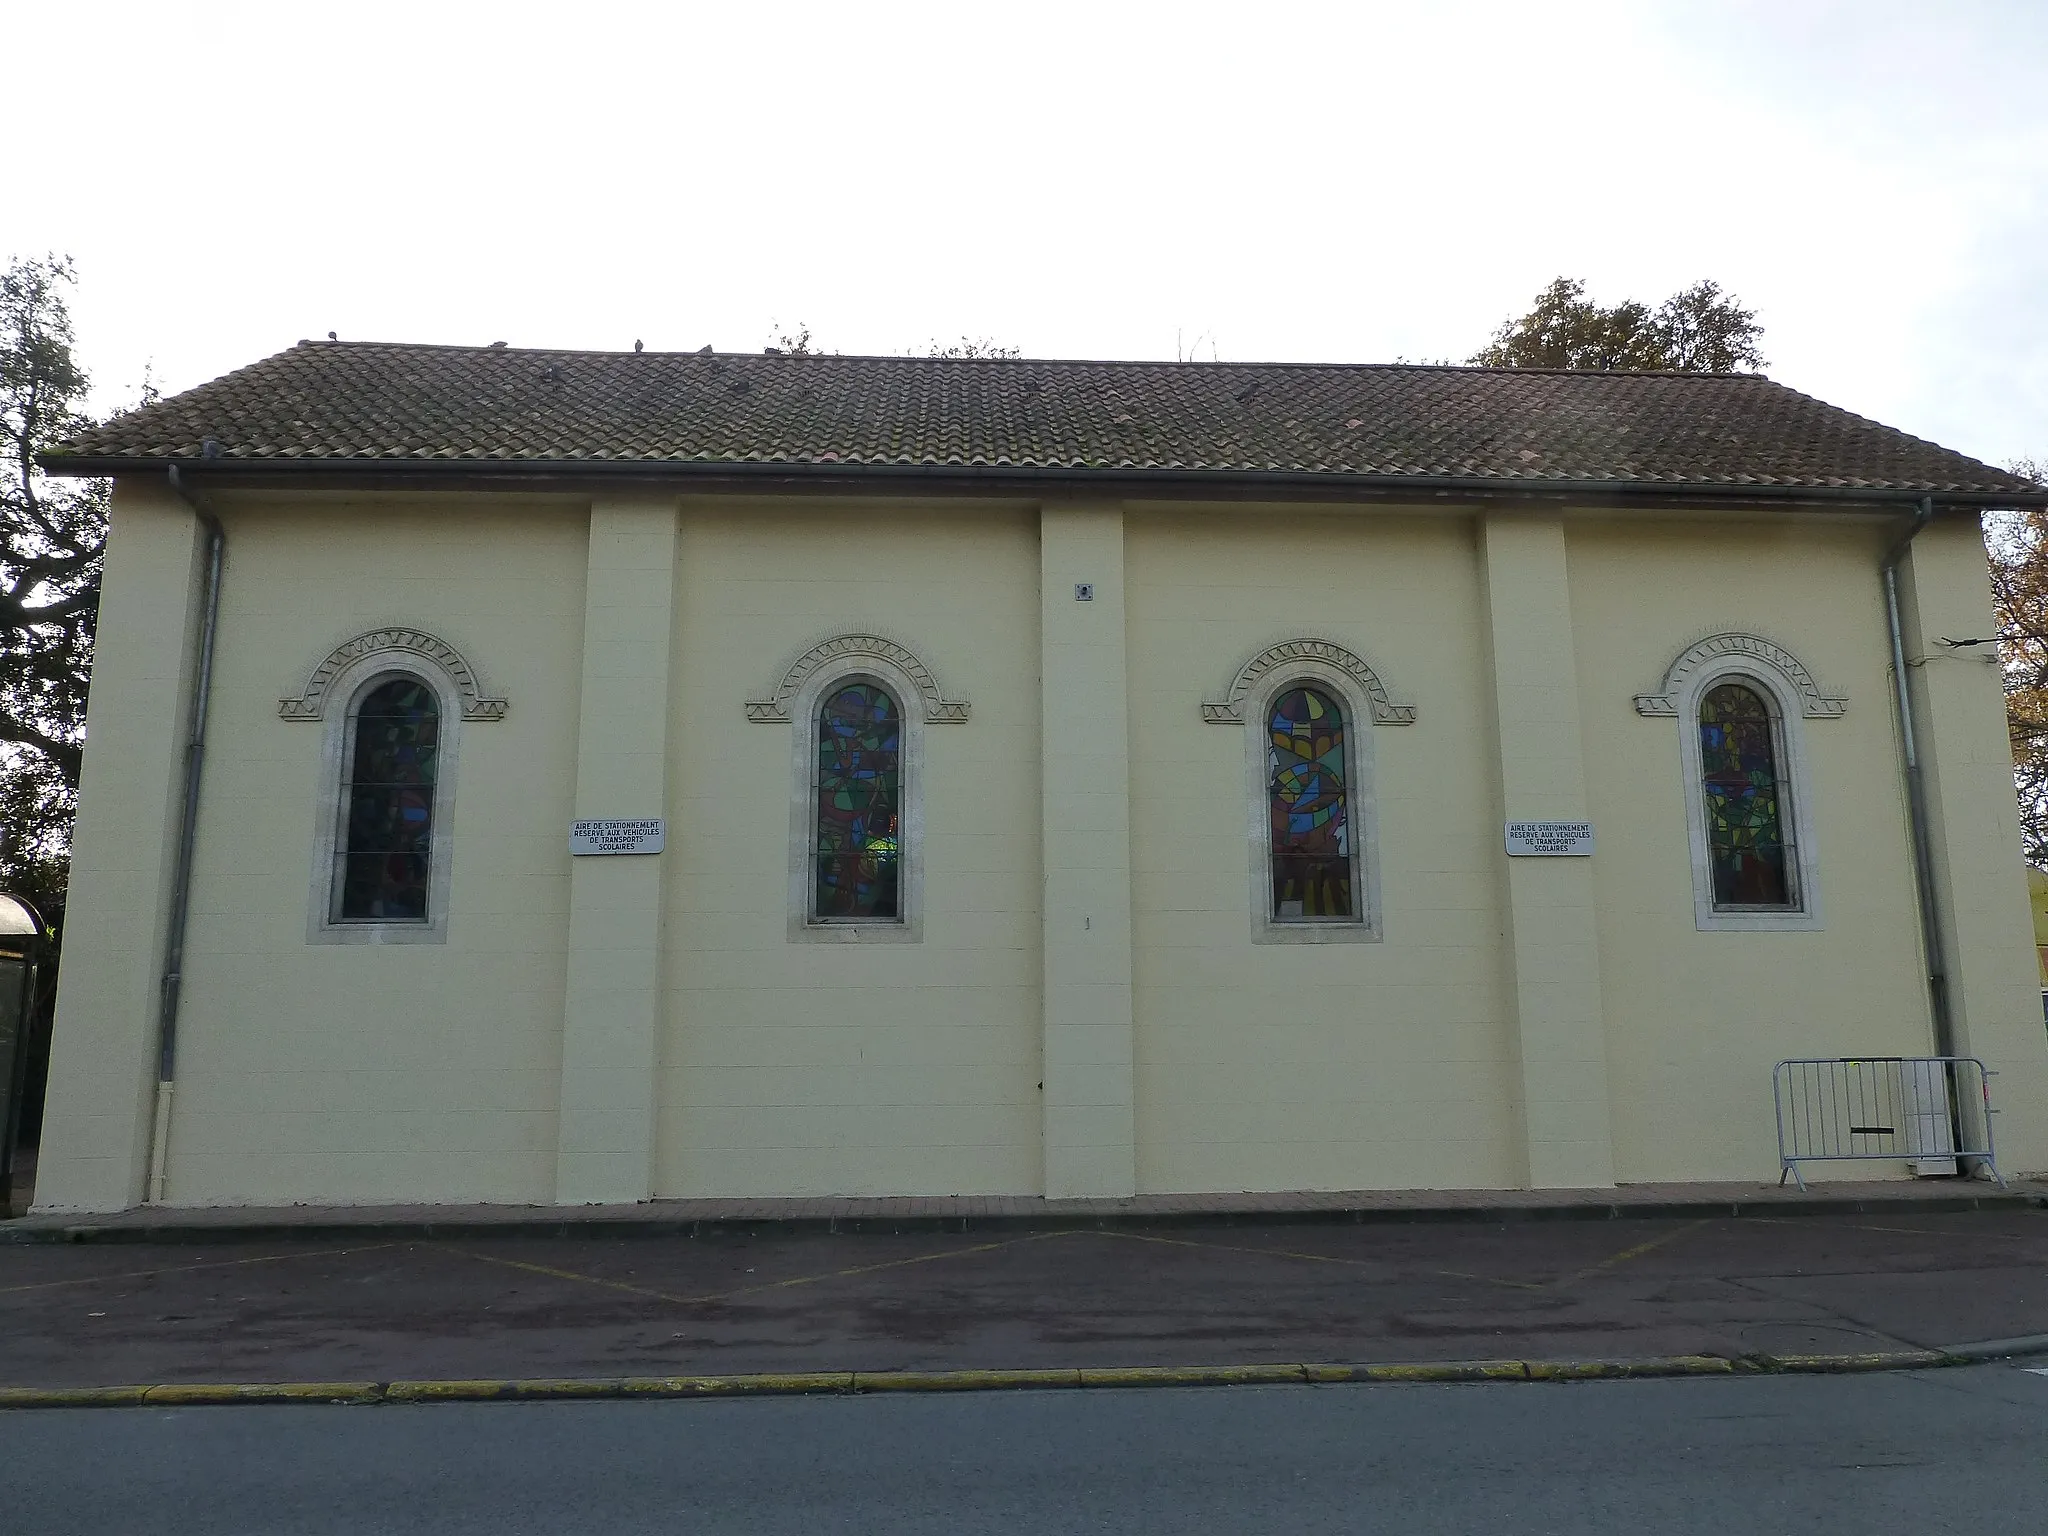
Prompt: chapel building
<box><xmin>27</xmin><ymin>343</ymin><xmax>2048</xmax><ymax>1211</ymax></box>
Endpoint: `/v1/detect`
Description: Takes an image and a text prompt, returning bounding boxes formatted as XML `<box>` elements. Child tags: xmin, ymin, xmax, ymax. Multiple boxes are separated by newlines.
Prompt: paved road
<box><xmin>3</xmin><ymin>1210</ymin><xmax>2046</xmax><ymax>1385</ymax></box>
<box><xmin>3</xmin><ymin>1368</ymin><xmax>2046</xmax><ymax>1533</ymax></box>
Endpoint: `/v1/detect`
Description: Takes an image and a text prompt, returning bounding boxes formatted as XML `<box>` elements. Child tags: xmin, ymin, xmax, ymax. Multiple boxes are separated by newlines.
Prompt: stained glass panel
<box><xmin>815</xmin><ymin>683</ymin><xmax>902</xmax><ymax>920</ymax></box>
<box><xmin>339</xmin><ymin>678</ymin><xmax>438</xmax><ymax>921</ymax></box>
<box><xmin>1699</xmin><ymin>682</ymin><xmax>1791</xmax><ymax>907</ymax></box>
<box><xmin>1269</xmin><ymin>686</ymin><xmax>1353</xmax><ymax>919</ymax></box>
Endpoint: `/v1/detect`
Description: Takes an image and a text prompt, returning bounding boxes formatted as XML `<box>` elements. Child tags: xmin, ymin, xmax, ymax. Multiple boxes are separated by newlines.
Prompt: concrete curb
<box><xmin>5</xmin><ymin>1344</ymin><xmax>2040</xmax><ymax>1410</ymax></box>
<box><xmin>1943</xmin><ymin>1332</ymin><xmax>2048</xmax><ymax>1363</ymax></box>
<box><xmin>3</xmin><ymin>1190</ymin><xmax>2041</xmax><ymax>1246</ymax></box>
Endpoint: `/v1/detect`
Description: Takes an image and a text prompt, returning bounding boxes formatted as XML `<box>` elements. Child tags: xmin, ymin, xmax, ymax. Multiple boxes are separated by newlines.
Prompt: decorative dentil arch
<box><xmin>746</xmin><ymin>633</ymin><xmax>970</xmax><ymax>724</ymax></box>
<box><xmin>279</xmin><ymin>627</ymin><xmax>508</xmax><ymax>722</ymax></box>
<box><xmin>1633</xmin><ymin>632</ymin><xmax>1846</xmax><ymax>719</ymax></box>
<box><xmin>1200</xmin><ymin>638</ymin><xmax>1416</xmax><ymax>725</ymax></box>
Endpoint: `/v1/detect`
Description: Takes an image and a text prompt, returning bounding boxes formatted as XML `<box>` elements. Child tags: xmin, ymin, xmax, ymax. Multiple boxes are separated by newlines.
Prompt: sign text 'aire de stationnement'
<box><xmin>570</xmin><ymin>819</ymin><xmax>666</xmax><ymax>856</ymax></box>
<box><xmin>1504</xmin><ymin>820</ymin><xmax>1595</xmax><ymax>857</ymax></box>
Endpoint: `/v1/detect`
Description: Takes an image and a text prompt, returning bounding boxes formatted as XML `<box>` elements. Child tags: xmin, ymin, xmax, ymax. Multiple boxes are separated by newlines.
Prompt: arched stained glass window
<box><xmin>815</xmin><ymin>682</ymin><xmax>902</xmax><ymax>920</ymax></box>
<box><xmin>338</xmin><ymin>677</ymin><xmax>439</xmax><ymax>922</ymax></box>
<box><xmin>1699</xmin><ymin>681</ymin><xmax>1792</xmax><ymax>908</ymax></box>
<box><xmin>1268</xmin><ymin>686</ymin><xmax>1353</xmax><ymax>920</ymax></box>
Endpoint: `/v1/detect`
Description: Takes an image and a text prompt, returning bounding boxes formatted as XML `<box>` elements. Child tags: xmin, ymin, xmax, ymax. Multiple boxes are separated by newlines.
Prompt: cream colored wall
<box><xmin>33</xmin><ymin>484</ymin><xmax>206</xmax><ymax>1211</ymax></box>
<box><xmin>1896</xmin><ymin>519</ymin><xmax>2048</xmax><ymax>1172</ymax></box>
<box><xmin>1482</xmin><ymin>512</ymin><xmax>1616</xmax><ymax>1188</ymax></box>
<box><xmin>154</xmin><ymin>495</ymin><xmax>587</xmax><ymax>1204</ymax></box>
<box><xmin>656</xmin><ymin>501</ymin><xmax>1043</xmax><ymax>1196</ymax></box>
<box><xmin>1569</xmin><ymin>517</ymin><xmax>1947</xmax><ymax>1182</ymax></box>
<box><xmin>1125</xmin><ymin>508</ymin><xmax>1519</xmax><ymax>1193</ymax></box>
<box><xmin>39</xmin><ymin>484</ymin><xmax>2045</xmax><ymax>1212</ymax></box>
<box><xmin>557</xmin><ymin>496</ymin><xmax>679</xmax><ymax>1203</ymax></box>
<box><xmin>1039</xmin><ymin>502</ymin><xmax>1138</xmax><ymax>1197</ymax></box>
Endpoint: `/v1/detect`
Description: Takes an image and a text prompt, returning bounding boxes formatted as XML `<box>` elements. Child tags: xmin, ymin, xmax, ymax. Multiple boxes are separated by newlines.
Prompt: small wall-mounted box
<box><xmin>1074</xmin><ymin>583</ymin><xmax>1094</xmax><ymax>601</ymax></box>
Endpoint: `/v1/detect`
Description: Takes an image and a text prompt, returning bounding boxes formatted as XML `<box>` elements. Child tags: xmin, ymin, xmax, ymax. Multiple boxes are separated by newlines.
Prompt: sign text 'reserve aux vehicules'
<box><xmin>570</xmin><ymin>819</ymin><xmax>666</xmax><ymax>856</ymax></box>
<box><xmin>1503</xmin><ymin>820</ymin><xmax>1595</xmax><ymax>857</ymax></box>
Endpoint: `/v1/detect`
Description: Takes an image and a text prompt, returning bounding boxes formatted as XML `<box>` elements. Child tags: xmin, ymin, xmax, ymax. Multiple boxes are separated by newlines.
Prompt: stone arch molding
<box><xmin>280</xmin><ymin>627</ymin><xmax>508</xmax><ymax>722</ymax></box>
<box><xmin>1202</xmin><ymin>638</ymin><xmax>1416</xmax><ymax>725</ymax></box>
<box><xmin>1633</xmin><ymin>632</ymin><xmax>1846</xmax><ymax>719</ymax></box>
<box><xmin>747</xmin><ymin>634</ymin><xmax>970</xmax><ymax>723</ymax></box>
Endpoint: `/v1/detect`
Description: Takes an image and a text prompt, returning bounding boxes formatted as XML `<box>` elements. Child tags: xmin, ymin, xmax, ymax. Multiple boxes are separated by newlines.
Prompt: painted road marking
<box><xmin>1555</xmin><ymin>1219</ymin><xmax>1714</xmax><ymax>1288</ymax></box>
<box><xmin>1097</xmin><ymin>1220</ymin><xmax>1717</xmax><ymax>1294</ymax></box>
<box><xmin>434</xmin><ymin>1229</ymin><xmax>1066</xmax><ymax>1310</ymax></box>
<box><xmin>0</xmin><ymin>1243</ymin><xmax>396</xmax><ymax>1298</ymax></box>
<box><xmin>1086</xmin><ymin>1227</ymin><xmax>1549</xmax><ymax>1293</ymax></box>
<box><xmin>1750</xmin><ymin>1215</ymin><xmax>2044</xmax><ymax>1241</ymax></box>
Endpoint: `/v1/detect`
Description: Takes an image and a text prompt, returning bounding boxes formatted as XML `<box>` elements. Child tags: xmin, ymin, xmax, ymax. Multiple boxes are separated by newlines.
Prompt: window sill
<box><xmin>1252</xmin><ymin>918</ymin><xmax>1382</xmax><ymax>945</ymax></box>
<box><xmin>790</xmin><ymin>918</ymin><xmax>920</xmax><ymax>944</ymax></box>
<box><xmin>1694</xmin><ymin>906</ymin><xmax>1823</xmax><ymax>934</ymax></box>
<box><xmin>307</xmin><ymin>918</ymin><xmax>448</xmax><ymax>946</ymax></box>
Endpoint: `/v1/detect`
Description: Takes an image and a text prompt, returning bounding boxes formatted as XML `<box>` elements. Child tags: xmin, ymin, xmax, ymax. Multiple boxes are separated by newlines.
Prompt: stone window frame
<box><xmin>285</xmin><ymin>629</ymin><xmax>505</xmax><ymax>946</ymax></box>
<box><xmin>1636</xmin><ymin>633</ymin><xmax>1837</xmax><ymax>934</ymax></box>
<box><xmin>1205</xmin><ymin>640</ymin><xmax>1411</xmax><ymax>945</ymax></box>
<box><xmin>750</xmin><ymin>635</ymin><xmax>970</xmax><ymax>944</ymax></box>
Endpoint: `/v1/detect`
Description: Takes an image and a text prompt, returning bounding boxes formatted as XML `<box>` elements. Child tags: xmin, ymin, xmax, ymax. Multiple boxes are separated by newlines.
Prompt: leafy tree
<box><xmin>1471</xmin><ymin>277</ymin><xmax>1765</xmax><ymax>373</ymax></box>
<box><xmin>0</xmin><ymin>254</ymin><xmax>109</xmax><ymax>1155</ymax></box>
<box><xmin>1988</xmin><ymin>460</ymin><xmax>2048</xmax><ymax>868</ymax></box>
<box><xmin>1</xmin><ymin>255</ymin><xmax>113</xmax><ymax>924</ymax></box>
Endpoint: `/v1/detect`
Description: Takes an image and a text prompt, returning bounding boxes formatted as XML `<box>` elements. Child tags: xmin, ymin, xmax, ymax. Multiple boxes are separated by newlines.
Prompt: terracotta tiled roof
<box><xmin>44</xmin><ymin>340</ymin><xmax>2045</xmax><ymax>501</ymax></box>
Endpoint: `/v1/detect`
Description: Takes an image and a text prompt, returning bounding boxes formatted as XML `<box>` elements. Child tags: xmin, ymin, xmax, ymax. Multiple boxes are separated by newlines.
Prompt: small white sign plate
<box><xmin>1505</xmin><ymin>820</ymin><xmax>1595</xmax><ymax>857</ymax></box>
<box><xmin>570</xmin><ymin>818</ymin><xmax>666</xmax><ymax>856</ymax></box>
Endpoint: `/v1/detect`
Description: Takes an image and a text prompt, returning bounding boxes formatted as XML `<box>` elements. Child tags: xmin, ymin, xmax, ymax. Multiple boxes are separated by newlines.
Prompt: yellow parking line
<box><xmin>433</xmin><ymin>1229</ymin><xmax>1069</xmax><ymax>1309</ymax></box>
<box><xmin>1553</xmin><ymin>1218</ymin><xmax>1713</xmax><ymax>1288</ymax></box>
<box><xmin>1749</xmin><ymin>1216</ymin><xmax>2038</xmax><ymax>1240</ymax></box>
<box><xmin>427</xmin><ymin>1248</ymin><xmax>705</xmax><ymax>1307</ymax></box>
<box><xmin>1085</xmin><ymin>1228</ymin><xmax>1550</xmax><ymax>1293</ymax></box>
<box><xmin>1094</xmin><ymin>1221</ymin><xmax>1721</xmax><ymax>1295</ymax></box>
<box><xmin>1432</xmin><ymin>1267</ymin><xmax>1550</xmax><ymax>1294</ymax></box>
<box><xmin>0</xmin><ymin>1244</ymin><xmax>396</xmax><ymax>1299</ymax></box>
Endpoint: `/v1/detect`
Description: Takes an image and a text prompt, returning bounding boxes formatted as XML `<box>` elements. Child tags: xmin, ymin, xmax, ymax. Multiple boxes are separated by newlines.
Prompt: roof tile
<box><xmin>45</xmin><ymin>340</ymin><xmax>2044</xmax><ymax>498</ymax></box>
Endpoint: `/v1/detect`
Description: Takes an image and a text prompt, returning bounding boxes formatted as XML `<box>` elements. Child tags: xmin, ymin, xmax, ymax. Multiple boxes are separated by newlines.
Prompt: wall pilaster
<box><xmin>1896</xmin><ymin>518</ymin><xmax>2048</xmax><ymax>1170</ymax></box>
<box><xmin>1039</xmin><ymin>501</ymin><xmax>1137</xmax><ymax>1197</ymax></box>
<box><xmin>31</xmin><ymin>482</ymin><xmax>207</xmax><ymax>1212</ymax></box>
<box><xmin>555</xmin><ymin>495</ymin><xmax>679</xmax><ymax>1204</ymax></box>
<box><xmin>1480</xmin><ymin>512</ymin><xmax>1616</xmax><ymax>1188</ymax></box>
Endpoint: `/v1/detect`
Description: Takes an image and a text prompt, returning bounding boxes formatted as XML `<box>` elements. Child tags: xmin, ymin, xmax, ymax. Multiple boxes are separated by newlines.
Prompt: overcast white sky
<box><xmin>7</xmin><ymin>0</ymin><xmax>2044</xmax><ymax>467</ymax></box>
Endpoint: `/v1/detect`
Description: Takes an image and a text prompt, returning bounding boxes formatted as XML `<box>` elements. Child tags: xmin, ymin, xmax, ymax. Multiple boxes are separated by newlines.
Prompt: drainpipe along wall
<box><xmin>1881</xmin><ymin>495</ymin><xmax>1957</xmax><ymax>1061</ymax></box>
<box><xmin>152</xmin><ymin>461</ymin><xmax>226</xmax><ymax>1203</ymax></box>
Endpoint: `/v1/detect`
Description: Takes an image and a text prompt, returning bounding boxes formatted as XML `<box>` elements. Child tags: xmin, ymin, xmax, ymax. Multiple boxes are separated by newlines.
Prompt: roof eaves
<box><xmin>36</xmin><ymin>450</ymin><xmax>2048</xmax><ymax>509</ymax></box>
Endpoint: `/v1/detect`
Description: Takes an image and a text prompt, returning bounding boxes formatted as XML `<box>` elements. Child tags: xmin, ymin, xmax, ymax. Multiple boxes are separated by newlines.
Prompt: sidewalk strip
<box><xmin>0</xmin><ymin>1347</ymin><xmax>2007</xmax><ymax>1409</ymax></box>
<box><xmin>8</xmin><ymin>1187</ymin><xmax>2040</xmax><ymax>1246</ymax></box>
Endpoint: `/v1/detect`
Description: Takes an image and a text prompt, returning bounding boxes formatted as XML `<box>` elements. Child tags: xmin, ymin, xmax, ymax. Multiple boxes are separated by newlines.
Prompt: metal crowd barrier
<box><xmin>1773</xmin><ymin>1056</ymin><xmax>2004</xmax><ymax>1192</ymax></box>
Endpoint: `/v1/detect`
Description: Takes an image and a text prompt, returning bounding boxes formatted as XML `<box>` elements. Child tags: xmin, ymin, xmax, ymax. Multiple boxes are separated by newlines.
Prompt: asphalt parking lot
<box><xmin>3</xmin><ymin>1208</ymin><xmax>2045</xmax><ymax>1387</ymax></box>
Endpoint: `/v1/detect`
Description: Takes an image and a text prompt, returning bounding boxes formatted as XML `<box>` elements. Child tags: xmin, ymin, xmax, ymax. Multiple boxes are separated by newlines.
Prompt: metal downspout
<box><xmin>150</xmin><ymin>462</ymin><xmax>226</xmax><ymax>1203</ymax></box>
<box><xmin>1882</xmin><ymin>495</ymin><xmax>1956</xmax><ymax>1060</ymax></box>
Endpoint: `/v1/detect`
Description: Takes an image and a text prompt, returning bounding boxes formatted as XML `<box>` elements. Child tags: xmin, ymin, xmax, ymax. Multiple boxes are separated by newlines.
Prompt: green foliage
<box><xmin>768</xmin><ymin>321</ymin><xmax>822</xmax><ymax>356</ymax></box>
<box><xmin>1471</xmin><ymin>277</ymin><xmax>1765</xmax><ymax>373</ymax></box>
<box><xmin>1</xmin><ymin>254</ymin><xmax>114</xmax><ymax>929</ymax></box>
<box><xmin>763</xmin><ymin>323</ymin><xmax>1022</xmax><ymax>361</ymax></box>
<box><xmin>1989</xmin><ymin>458</ymin><xmax>2048</xmax><ymax>868</ymax></box>
<box><xmin>924</xmin><ymin>337</ymin><xmax>1021</xmax><ymax>360</ymax></box>
<box><xmin>0</xmin><ymin>753</ymin><xmax>68</xmax><ymax>928</ymax></box>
